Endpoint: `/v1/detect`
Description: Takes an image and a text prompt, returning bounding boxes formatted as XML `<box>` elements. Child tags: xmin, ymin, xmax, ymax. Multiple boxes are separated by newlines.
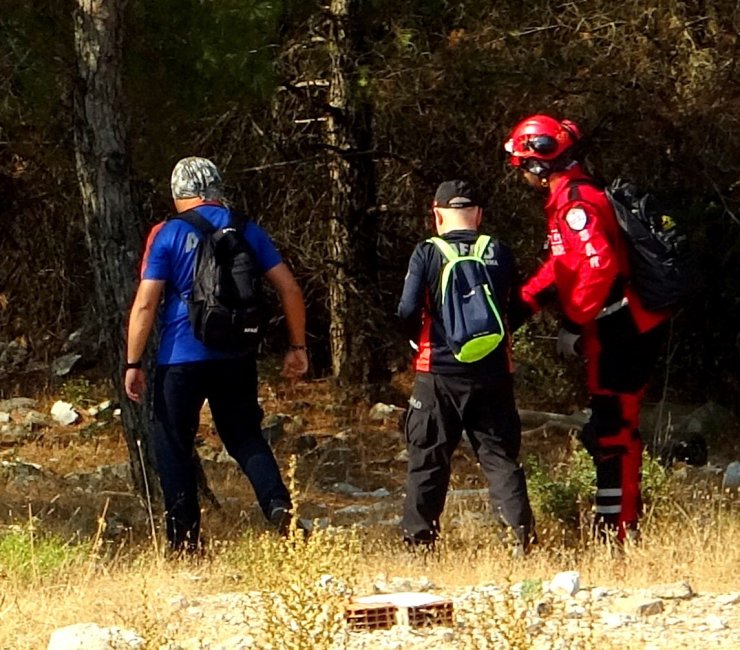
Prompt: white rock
<box><xmin>650</xmin><ymin>580</ymin><xmax>694</xmax><ymax>600</ymax></box>
<box><xmin>47</xmin><ymin>623</ymin><xmax>143</xmax><ymax>650</ymax></box>
<box><xmin>548</xmin><ymin>571</ymin><xmax>581</xmax><ymax>597</ymax></box>
<box><xmin>368</xmin><ymin>402</ymin><xmax>404</xmax><ymax>421</ymax></box>
<box><xmin>718</xmin><ymin>593</ymin><xmax>740</xmax><ymax>606</ymax></box>
<box><xmin>574</xmin><ymin>589</ymin><xmax>591</xmax><ymax>602</ymax></box>
<box><xmin>591</xmin><ymin>586</ymin><xmax>610</xmax><ymax>600</ymax></box>
<box><xmin>0</xmin><ymin>412</ymin><xmax>9</xmax><ymax>424</ymax></box>
<box><xmin>706</xmin><ymin>614</ymin><xmax>728</xmax><ymax>631</ymax></box>
<box><xmin>50</xmin><ymin>400</ymin><xmax>78</xmax><ymax>426</ymax></box>
<box><xmin>601</xmin><ymin>612</ymin><xmax>635</xmax><ymax>628</ymax></box>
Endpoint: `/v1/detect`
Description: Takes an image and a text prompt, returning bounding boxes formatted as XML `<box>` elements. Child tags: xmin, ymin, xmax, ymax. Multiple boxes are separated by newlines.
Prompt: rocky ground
<box><xmin>1</xmin><ymin>373</ymin><xmax>740</xmax><ymax>649</ymax></box>
<box><xmin>46</xmin><ymin>574</ymin><xmax>740</xmax><ymax>649</ymax></box>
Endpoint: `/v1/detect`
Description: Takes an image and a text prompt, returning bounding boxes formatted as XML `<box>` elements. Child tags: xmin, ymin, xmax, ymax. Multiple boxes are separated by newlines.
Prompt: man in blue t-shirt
<box><xmin>125</xmin><ymin>157</ymin><xmax>308</xmax><ymax>552</ymax></box>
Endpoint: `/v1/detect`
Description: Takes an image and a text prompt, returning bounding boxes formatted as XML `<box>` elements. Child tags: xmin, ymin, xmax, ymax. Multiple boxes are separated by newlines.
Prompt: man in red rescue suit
<box><xmin>504</xmin><ymin>114</ymin><xmax>669</xmax><ymax>542</ymax></box>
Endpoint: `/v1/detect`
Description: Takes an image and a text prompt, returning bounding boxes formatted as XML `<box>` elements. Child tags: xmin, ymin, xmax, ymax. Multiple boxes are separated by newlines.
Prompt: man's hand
<box><xmin>556</xmin><ymin>327</ymin><xmax>581</xmax><ymax>358</ymax></box>
<box><xmin>281</xmin><ymin>349</ymin><xmax>308</xmax><ymax>379</ymax></box>
<box><xmin>125</xmin><ymin>368</ymin><xmax>147</xmax><ymax>403</ymax></box>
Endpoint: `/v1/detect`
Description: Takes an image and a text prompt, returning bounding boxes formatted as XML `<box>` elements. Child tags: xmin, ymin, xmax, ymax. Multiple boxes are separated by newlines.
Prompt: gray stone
<box><xmin>373</xmin><ymin>574</ymin><xmax>435</xmax><ymax>594</ymax></box>
<box><xmin>613</xmin><ymin>595</ymin><xmax>664</xmax><ymax>617</ymax></box>
<box><xmin>294</xmin><ymin>433</ymin><xmax>317</xmax><ymax>453</ymax></box>
<box><xmin>368</xmin><ymin>402</ymin><xmax>405</xmax><ymax>422</ymax></box>
<box><xmin>0</xmin><ymin>397</ymin><xmax>36</xmax><ymax>412</ymax></box>
<box><xmin>1</xmin><ymin>460</ymin><xmax>43</xmax><ymax>479</ymax></box>
<box><xmin>51</xmin><ymin>353</ymin><xmax>82</xmax><ymax>377</ymax></box>
<box><xmin>47</xmin><ymin>623</ymin><xmax>144</xmax><ymax>650</ymax></box>
<box><xmin>328</xmin><ymin>481</ymin><xmax>363</xmax><ymax>495</ymax></box>
<box><xmin>0</xmin><ymin>425</ymin><xmax>35</xmax><ymax>443</ymax></box>
<box><xmin>722</xmin><ymin>461</ymin><xmax>740</xmax><ymax>489</ymax></box>
<box><xmin>677</xmin><ymin>401</ymin><xmax>740</xmax><ymax>439</ymax></box>
<box><xmin>261</xmin><ymin>413</ymin><xmax>291</xmax><ymax>444</ymax></box>
<box><xmin>447</xmin><ymin>488</ymin><xmax>489</xmax><ymax>499</ymax></box>
<box><xmin>650</xmin><ymin>581</ymin><xmax>694</xmax><ymax>600</ymax></box>
<box><xmin>334</xmin><ymin>504</ymin><xmax>371</xmax><ymax>516</ymax></box>
<box><xmin>24</xmin><ymin>410</ymin><xmax>51</xmax><ymax>430</ymax></box>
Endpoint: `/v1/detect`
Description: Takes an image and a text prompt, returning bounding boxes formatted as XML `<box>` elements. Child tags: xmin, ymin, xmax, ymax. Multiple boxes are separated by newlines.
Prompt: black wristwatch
<box><xmin>124</xmin><ymin>360</ymin><xmax>142</xmax><ymax>371</ymax></box>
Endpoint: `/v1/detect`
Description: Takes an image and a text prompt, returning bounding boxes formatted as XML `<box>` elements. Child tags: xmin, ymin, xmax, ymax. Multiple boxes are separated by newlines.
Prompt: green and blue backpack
<box><xmin>428</xmin><ymin>234</ymin><xmax>505</xmax><ymax>363</ymax></box>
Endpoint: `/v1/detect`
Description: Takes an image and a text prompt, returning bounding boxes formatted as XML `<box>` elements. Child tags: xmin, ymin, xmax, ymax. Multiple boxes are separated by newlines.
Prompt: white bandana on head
<box><xmin>170</xmin><ymin>157</ymin><xmax>223</xmax><ymax>200</ymax></box>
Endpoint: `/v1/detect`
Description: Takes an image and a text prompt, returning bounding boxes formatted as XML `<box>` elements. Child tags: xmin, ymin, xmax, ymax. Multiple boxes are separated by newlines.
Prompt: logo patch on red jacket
<box><xmin>565</xmin><ymin>207</ymin><xmax>588</xmax><ymax>231</ymax></box>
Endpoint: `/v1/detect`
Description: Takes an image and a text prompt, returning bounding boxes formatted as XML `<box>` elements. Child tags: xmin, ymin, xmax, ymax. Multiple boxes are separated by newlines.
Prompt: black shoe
<box><xmin>269</xmin><ymin>506</ymin><xmax>310</xmax><ymax>538</ymax></box>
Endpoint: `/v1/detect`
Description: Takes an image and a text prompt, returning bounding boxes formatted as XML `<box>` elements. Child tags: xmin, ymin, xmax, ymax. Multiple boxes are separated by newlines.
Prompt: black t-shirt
<box><xmin>397</xmin><ymin>229</ymin><xmax>519</xmax><ymax>377</ymax></box>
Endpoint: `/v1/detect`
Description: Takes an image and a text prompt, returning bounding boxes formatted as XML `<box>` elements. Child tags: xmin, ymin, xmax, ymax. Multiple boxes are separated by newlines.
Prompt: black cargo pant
<box><xmin>152</xmin><ymin>357</ymin><xmax>291</xmax><ymax>551</ymax></box>
<box><xmin>401</xmin><ymin>372</ymin><xmax>534</xmax><ymax>547</ymax></box>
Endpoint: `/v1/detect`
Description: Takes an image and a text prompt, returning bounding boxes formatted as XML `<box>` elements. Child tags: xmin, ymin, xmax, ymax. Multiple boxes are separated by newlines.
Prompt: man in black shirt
<box><xmin>397</xmin><ymin>180</ymin><xmax>535</xmax><ymax>553</ymax></box>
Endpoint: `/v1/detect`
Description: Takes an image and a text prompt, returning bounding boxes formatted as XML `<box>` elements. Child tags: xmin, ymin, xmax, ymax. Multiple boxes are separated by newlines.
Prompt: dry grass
<box><xmin>0</xmin><ymin>477</ymin><xmax>737</xmax><ymax>648</ymax></box>
<box><xmin>1</xmin><ymin>373</ymin><xmax>738</xmax><ymax>648</ymax></box>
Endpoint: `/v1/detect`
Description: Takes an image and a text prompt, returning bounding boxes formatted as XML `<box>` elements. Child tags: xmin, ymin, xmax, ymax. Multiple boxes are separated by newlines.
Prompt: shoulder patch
<box><xmin>565</xmin><ymin>207</ymin><xmax>588</xmax><ymax>231</ymax></box>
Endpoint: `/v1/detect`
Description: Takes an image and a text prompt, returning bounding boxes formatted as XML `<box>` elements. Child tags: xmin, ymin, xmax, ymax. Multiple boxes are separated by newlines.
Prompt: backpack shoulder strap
<box><xmin>228</xmin><ymin>208</ymin><xmax>251</xmax><ymax>229</ymax></box>
<box><xmin>168</xmin><ymin>209</ymin><xmax>217</xmax><ymax>235</ymax></box>
<box><xmin>427</xmin><ymin>237</ymin><xmax>458</xmax><ymax>262</ymax></box>
<box><xmin>472</xmin><ymin>234</ymin><xmax>492</xmax><ymax>258</ymax></box>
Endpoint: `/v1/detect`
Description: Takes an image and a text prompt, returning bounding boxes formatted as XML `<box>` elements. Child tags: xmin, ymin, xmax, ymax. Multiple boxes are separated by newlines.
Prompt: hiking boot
<box><xmin>269</xmin><ymin>505</ymin><xmax>310</xmax><ymax>538</ymax></box>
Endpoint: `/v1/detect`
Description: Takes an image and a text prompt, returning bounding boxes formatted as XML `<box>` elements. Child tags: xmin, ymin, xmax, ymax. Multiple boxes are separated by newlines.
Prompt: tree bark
<box><xmin>72</xmin><ymin>0</ymin><xmax>158</xmax><ymax>499</ymax></box>
<box><xmin>325</xmin><ymin>0</ymin><xmax>382</xmax><ymax>384</ymax></box>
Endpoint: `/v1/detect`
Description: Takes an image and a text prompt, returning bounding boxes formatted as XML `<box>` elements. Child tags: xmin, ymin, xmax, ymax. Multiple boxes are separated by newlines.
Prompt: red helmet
<box><xmin>504</xmin><ymin>114</ymin><xmax>582</xmax><ymax>174</ymax></box>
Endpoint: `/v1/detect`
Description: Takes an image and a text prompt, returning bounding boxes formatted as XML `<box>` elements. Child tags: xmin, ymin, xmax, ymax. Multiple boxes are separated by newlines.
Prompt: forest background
<box><xmin>2</xmin><ymin>0</ymin><xmax>740</xmax><ymax>419</ymax></box>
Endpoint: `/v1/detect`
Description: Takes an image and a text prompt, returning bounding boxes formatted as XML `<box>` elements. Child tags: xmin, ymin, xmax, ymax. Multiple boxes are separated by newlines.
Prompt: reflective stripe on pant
<box><xmin>581</xmin><ymin>307</ymin><xmax>666</xmax><ymax>541</ymax></box>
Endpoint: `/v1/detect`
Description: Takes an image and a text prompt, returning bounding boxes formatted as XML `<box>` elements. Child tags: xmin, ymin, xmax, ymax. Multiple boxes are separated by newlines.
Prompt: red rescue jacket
<box><xmin>520</xmin><ymin>166</ymin><xmax>668</xmax><ymax>333</ymax></box>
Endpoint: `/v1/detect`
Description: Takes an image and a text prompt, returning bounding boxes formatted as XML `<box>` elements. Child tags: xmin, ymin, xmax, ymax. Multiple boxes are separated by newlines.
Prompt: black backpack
<box><xmin>604</xmin><ymin>178</ymin><xmax>692</xmax><ymax>312</ymax></box>
<box><xmin>170</xmin><ymin>209</ymin><xmax>265</xmax><ymax>353</ymax></box>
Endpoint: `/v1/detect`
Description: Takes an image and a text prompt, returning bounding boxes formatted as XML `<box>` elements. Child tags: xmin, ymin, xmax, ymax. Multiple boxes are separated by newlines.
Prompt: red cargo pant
<box><xmin>580</xmin><ymin>305</ymin><xmax>666</xmax><ymax>541</ymax></box>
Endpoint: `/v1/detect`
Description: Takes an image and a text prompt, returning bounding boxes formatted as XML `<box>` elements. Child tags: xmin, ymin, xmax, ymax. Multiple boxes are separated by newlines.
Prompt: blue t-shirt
<box><xmin>141</xmin><ymin>203</ymin><xmax>282</xmax><ymax>364</ymax></box>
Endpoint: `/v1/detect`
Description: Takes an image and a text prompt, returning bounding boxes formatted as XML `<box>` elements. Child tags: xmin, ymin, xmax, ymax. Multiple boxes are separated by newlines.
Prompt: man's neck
<box><xmin>174</xmin><ymin>197</ymin><xmax>222</xmax><ymax>213</ymax></box>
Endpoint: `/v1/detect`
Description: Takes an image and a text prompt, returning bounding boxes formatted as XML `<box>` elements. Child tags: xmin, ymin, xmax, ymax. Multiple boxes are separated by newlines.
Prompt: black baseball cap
<box><xmin>433</xmin><ymin>179</ymin><xmax>481</xmax><ymax>209</ymax></box>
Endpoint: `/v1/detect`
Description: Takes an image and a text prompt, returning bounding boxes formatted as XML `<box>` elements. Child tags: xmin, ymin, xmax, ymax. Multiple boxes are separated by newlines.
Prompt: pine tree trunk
<box><xmin>325</xmin><ymin>0</ymin><xmax>381</xmax><ymax>384</ymax></box>
<box><xmin>72</xmin><ymin>0</ymin><xmax>158</xmax><ymax>499</ymax></box>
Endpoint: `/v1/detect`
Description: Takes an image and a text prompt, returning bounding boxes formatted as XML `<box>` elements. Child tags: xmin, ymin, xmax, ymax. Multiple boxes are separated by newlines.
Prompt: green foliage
<box><xmin>3</xmin><ymin>0</ymin><xmax>740</xmax><ymax>404</ymax></box>
<box><xmin>0</xmin><ymin>526</ymin><xmax>87</xmax><ymax>581</ymax></box>
<box><xmin>520</xmin><ymin>577</ymin><xmax>543</xmax><ymax>600</ymax></box>
<box><xmin>641</xmin><ymin>451</ymin><xmax>672</xmax><ymax>505</ymax></box>
<box><xmin>525</xmin><ymin>448</ymin><xmax>596</xmax><ymax>525</ymax></box>
<box><xmin>59</xmin><ymin>377</ymin><xmax>94</xmax><ymax>406</ymax></box>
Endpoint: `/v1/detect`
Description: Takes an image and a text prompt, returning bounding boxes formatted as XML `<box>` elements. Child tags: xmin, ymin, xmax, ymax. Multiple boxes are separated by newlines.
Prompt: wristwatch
<box><xmin>123</xmin><ymin>360</ymin><xmax>142</xmax><ymax>371</ymax></box>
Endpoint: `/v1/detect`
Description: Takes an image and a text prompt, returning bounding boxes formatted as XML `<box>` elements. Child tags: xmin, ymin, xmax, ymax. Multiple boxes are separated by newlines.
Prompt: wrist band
<box><xmin>124</xmin><ymin>361</ymin><xmax>142</xmax><ymax>370</ymax></box>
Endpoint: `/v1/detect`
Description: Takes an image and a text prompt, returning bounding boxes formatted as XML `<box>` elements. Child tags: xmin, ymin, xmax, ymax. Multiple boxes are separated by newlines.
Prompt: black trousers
<box><xmin>401</xmin><ymin>372</ymin><xmax>534</xmax><ymax>546</ymax></box>
<box><xmin>152</xmin><ymin>357</ymin><xmax>291</xmax><ymax>550</ymax></box>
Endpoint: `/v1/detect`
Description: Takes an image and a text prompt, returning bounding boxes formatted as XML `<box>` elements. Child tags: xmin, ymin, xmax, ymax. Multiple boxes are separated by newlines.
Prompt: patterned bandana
<box><xmin>170</xmin><ymin>157</ymin><xmax>223</xmax><ymax>200</ymax></box>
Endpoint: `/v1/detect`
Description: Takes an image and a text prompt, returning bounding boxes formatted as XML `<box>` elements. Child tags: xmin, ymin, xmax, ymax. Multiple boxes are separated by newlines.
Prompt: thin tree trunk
<box><xmin>325</xmin><ymin>0</ymin><xmax>381</xmax><ymax>384</ymax></box>
<box><xmin>72</xmin><ymin>0</ymin><xmax>158</xmax><ymax>499</ymax></box>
